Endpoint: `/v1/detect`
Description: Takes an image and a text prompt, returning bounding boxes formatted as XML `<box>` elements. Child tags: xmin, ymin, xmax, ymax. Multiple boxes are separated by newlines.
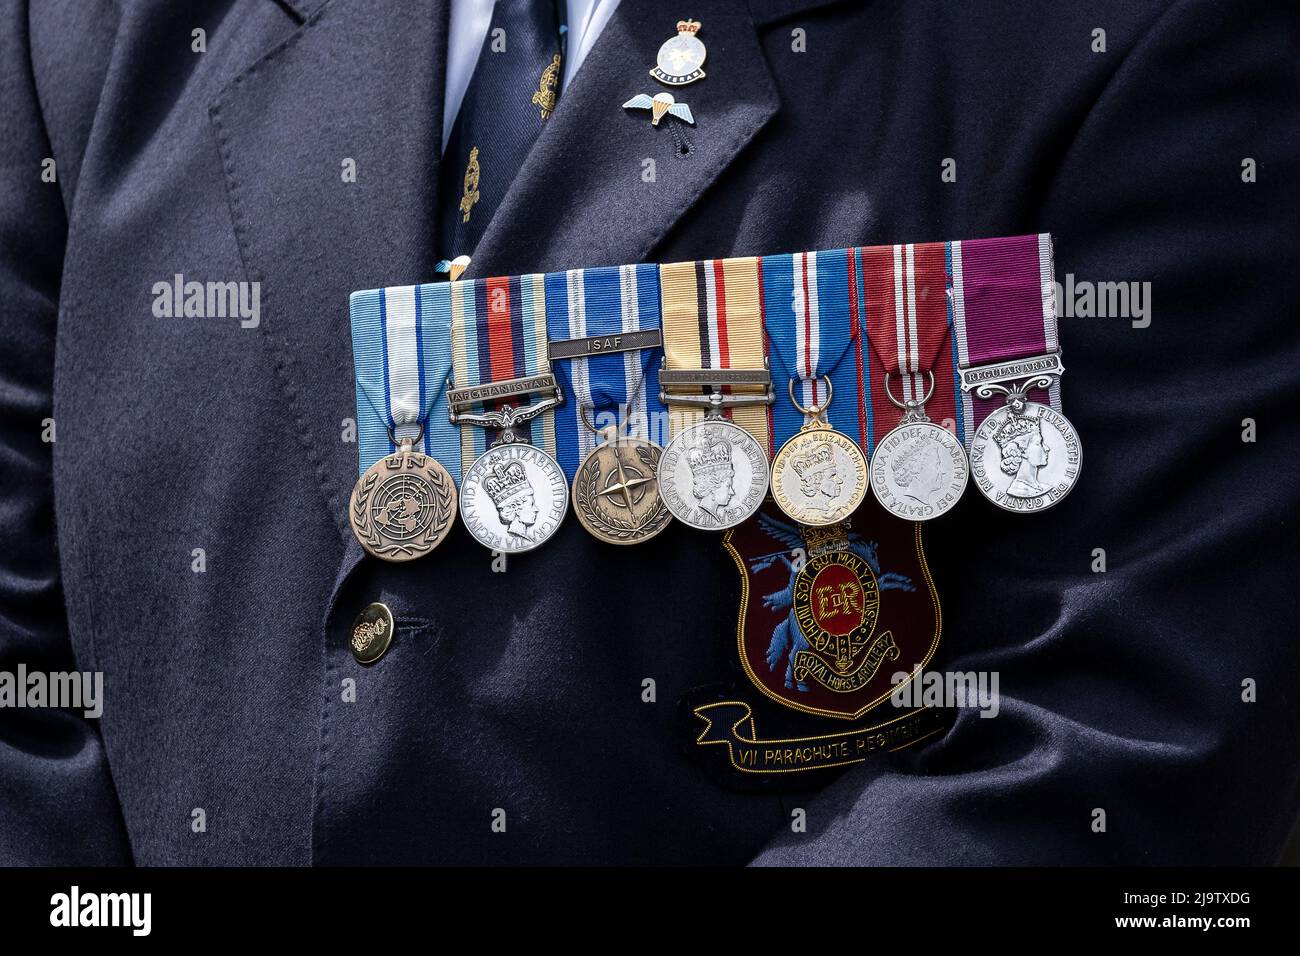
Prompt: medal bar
<box><xmin>346</xmin><ymin>234</ymin><xmax>1078</xmax><ymax>560</ymax></box>
<box><xmin>447</xmin><ymin>372</ymin><xmax>560</xmax><ymax>410</ymax></box>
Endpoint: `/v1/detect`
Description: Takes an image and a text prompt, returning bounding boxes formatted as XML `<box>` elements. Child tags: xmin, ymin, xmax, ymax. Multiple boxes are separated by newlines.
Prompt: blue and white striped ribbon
<box><xmin>546</xmin><ymin>263</ymin><xmax>666</xmax><ymax>477</ymax></box>
<box><xmin>349</xmin><ymin>284</ymin><xmax>460</xmax><ymax>481</ymax></box>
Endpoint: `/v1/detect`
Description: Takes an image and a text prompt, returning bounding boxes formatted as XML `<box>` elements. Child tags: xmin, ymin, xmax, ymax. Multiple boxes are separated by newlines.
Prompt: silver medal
<box><xmin>450</xmin><ymin>374</ymin><xmax>569</xmax><ymax>551</ymax></box>
<box><xmin>871</xmin><ymin>421</ymin><xmax>969</xmax><ymax>521</ymax></box>
<box><xmin>869</xmin><ymin>371</ymin><xmax>968</xmax><ymax>521</ymax></box>
<box><xmin>658</xmin><ymin>417</ymin><xmax>769</xmax><ymax>531</ymax></box>
<box><xmin>970</xmin><ymin>402</ymin><xmax>1081</xmax><ymax>513</ymax></box>
<box><xmin>460</xmin><ymin>442</ymin><xmax>568</xmax><ymax>552</ymax></box>
<box><xmin>965</xmin><ymin>369</ymin><xmax>1082</xmax><ymax>513</ymax></box>
<box><xmin>657</xmin><ymin>363</ymin><xmax>775</xmax><ymax>531</ymax></box>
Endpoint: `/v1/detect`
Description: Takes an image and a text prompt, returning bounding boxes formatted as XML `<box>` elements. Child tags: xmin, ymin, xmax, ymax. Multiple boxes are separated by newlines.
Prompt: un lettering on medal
<box><xmin>350</xmin><ymin>448</ymin><xmax>456</xmax><ymax>561</ymax></box>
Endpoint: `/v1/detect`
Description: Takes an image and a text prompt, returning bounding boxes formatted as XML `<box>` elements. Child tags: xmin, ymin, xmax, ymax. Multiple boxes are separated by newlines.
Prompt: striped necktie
<box><xmin>438</xmin><ymin>0</ymin><xmax>565</xmax><ymax>270</ymax></box>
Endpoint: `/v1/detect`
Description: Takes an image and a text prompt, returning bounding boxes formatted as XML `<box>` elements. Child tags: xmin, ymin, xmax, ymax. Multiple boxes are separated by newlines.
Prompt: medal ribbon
<box><xmin>349</xmin><ymin>235</ymin><xmax>1063</xmax><ymax>479</ymax></box>
<box><xmin>860</xmin><ymin>242</ymin><xmax>964</xmax><ymax>448</ymax></box>
<box><xmin>349</xmin><ymin>284</ymin><xmax>458</xmax><ymax>477</ymax></box>
<box><xmin>659</xmin><ymin>257</ymin><xmax>771</xmax><ymax>449</ymax></box>
<box><xmin>761</xmin><ymin>249</ymin><xmax>866</xmax><ymax>456</ymax></box>
<box><xmin>545</xmin><ymin>264</ymin><xmax>667</xmax><ymax>475</ymax></box>
<box><xmin>950</xmin><ymin>233</ymin><xmax>1060</xmax><ymax>436</ymax></box>
<box><xmin>427</xmin><ymin>274</ymin><xmax>558</xmax><ymax>477</ymax></box>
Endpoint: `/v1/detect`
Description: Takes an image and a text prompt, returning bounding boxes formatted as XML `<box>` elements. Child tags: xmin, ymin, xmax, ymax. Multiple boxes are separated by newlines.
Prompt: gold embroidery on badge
<box><xmin>460</xmin><ymin>146</ymin><xmax>480</xmax><ymax>223</ymax></box>
<box><xmin>531</xmin><ymin>53</ymin><xmax>561</xmax><ymax>119</ymax></box>
<box><xmin>724</xmin><ymin>522</ymin><xmax>942</xmax><ymax>721</ymax></box>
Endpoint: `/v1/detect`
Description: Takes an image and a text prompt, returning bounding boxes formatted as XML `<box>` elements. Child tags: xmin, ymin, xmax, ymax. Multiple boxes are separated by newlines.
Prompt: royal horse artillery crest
<box><xmin>725</xmin><ymin>499</ymin><xmax>941</xmax><ymax>720</ymax></box>
<box><xmin>532</xmin><ymin>53</ymin><xmax>562</xmax><ymax>120</ymax></box>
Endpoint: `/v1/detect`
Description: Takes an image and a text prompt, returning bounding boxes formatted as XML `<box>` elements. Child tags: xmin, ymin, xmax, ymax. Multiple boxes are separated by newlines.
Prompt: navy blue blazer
<box><xmin>2</xmin><ymin>0</ymin><xmax>1297</xmax><ymax>865</ymax></box>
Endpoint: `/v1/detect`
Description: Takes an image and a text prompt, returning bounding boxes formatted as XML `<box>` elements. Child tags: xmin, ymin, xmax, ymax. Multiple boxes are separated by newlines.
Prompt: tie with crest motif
<box><xmin>437</xmin><ymin>0</ymin><xmax>565</xmax><ymax>268</ymax></box>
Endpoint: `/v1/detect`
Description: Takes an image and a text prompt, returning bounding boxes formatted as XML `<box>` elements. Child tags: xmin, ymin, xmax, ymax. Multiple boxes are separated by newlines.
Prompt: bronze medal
<box><xmin>572</xmin><ymin>428</ymin><xmax>672</xmax><ymax>545</ymax></box>
<box><xmin>349</xmin><ymin>436</ymin><xmax>457</xmax><ymax>561</ymax></box>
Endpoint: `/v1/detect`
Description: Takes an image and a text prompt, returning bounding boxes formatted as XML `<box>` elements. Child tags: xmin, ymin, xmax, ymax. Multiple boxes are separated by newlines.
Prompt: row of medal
<box><xmin>348</xmin><ymin>359</ymin><xmax>1081</xmax><ymax>561</ymax></box>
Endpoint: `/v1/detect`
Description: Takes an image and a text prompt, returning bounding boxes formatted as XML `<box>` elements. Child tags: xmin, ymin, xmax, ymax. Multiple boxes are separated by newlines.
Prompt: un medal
<box><xmin>969</xmin><ymin>402</ymin><xmax>1081</xmax><ymax>512</ymax></box>
<box><xmin>349</xmin><ymin>443</ymin><xmax>456</xmax><ymax>561</ymax></box>
<box><xmin>657</xmin><ymin>419</ymin><xmax>768</xmax><ymax>531</ymax></box>
<box><xmin>870</xmin><ymin>421</ymin><xmax>968</xmax><ymax>521</ymax></box>
<box><xmin>771</xmin><ymin>426</ymin><xmax>868</xmax><ymax>526</ymax></box>
<box><xmin>460</xmin><ymin>443</ymin><xmax>569</xmax><ymax>552</ymax></box>
<box><xmin>573</xmin><ymin>438</ymin><xmax>672</xmax><ymax>545</ymax></box>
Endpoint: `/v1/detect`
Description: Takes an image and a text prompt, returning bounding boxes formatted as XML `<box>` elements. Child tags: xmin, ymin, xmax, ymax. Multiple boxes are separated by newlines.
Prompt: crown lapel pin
<box><xmin>651</xmin><ymin>19</ymin><xmax>706</xmax><ymax>86</ymax></box>
<box><xmin>624</xmin><ymin>20</ymin><xmax>707</xmax><ymax>152</ymax></box>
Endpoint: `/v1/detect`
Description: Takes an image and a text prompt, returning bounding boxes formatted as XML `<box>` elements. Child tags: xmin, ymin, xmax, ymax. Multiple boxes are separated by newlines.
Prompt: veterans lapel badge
<box><xmin>650</xmin><ymin>20</ymin><xmax>707</xmax><ymax>86</ymax></box>
<box><xmin>680</xmin><ymin>498</ymin><xmax>949</xmax><ymax>789</ymax></box>
<box><xmin>629</xmin><ymin>19</ymin><xmax>706</xmax><ymax>152</ymax></box>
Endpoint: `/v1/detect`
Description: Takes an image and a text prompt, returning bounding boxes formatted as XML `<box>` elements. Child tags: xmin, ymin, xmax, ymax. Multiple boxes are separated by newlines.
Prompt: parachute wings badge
<box><xmin>622</xmin><ymin>92</ymin><xmax>695</xmax><ymax>127</ymax></box>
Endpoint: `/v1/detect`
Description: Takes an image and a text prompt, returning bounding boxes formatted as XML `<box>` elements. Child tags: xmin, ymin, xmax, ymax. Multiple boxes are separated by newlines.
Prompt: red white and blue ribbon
<box><xmin>761</xmin><ymin>250</ymin><xmax>865</xmax><ymax>452</ymax></box>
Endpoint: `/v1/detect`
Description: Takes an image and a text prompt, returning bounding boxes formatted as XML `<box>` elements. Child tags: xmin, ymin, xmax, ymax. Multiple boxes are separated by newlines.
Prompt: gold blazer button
<box><xmin>350</xmin><ymin>603</ymin><xmax>395</xmax><ymax>665</ymax></box>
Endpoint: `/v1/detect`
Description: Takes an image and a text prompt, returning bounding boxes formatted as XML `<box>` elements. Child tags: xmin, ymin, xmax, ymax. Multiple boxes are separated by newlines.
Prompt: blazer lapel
<box><xmin>463</xmin><ymin>0</ymin><xmax>780</xmax><ymax>279</ymax></box>
<box><xmin>209</xmin><ymin>0</ymin><xmax>450</xmax><ymax>540</ymax></box>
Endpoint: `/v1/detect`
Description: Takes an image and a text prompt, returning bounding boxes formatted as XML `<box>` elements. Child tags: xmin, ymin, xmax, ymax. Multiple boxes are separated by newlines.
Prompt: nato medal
<box><xmin>650</xmin><ymin>19</ymin><xmax>707</xmax><ymax>86</ymax></box>
<box><xmin>573</xmin><ymin>427</ymin><xmax>672</xmax><ymax>545</ymax></box>
<box><xmin>771</xmin><ymin>377</ymin><xmax>868</xmax><ymax>526</ymax></box>
<box><xmin>349</xmin><ymin>433</ymin><xmax>457</xmax><ymax>561</ymax></box>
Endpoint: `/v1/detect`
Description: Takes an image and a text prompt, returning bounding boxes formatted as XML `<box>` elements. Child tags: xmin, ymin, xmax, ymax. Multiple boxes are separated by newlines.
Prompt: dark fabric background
<box><xmin>1</xmin><ymin>0</ymin><xmax>1296</xmax><ymax>865</ymax></box>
